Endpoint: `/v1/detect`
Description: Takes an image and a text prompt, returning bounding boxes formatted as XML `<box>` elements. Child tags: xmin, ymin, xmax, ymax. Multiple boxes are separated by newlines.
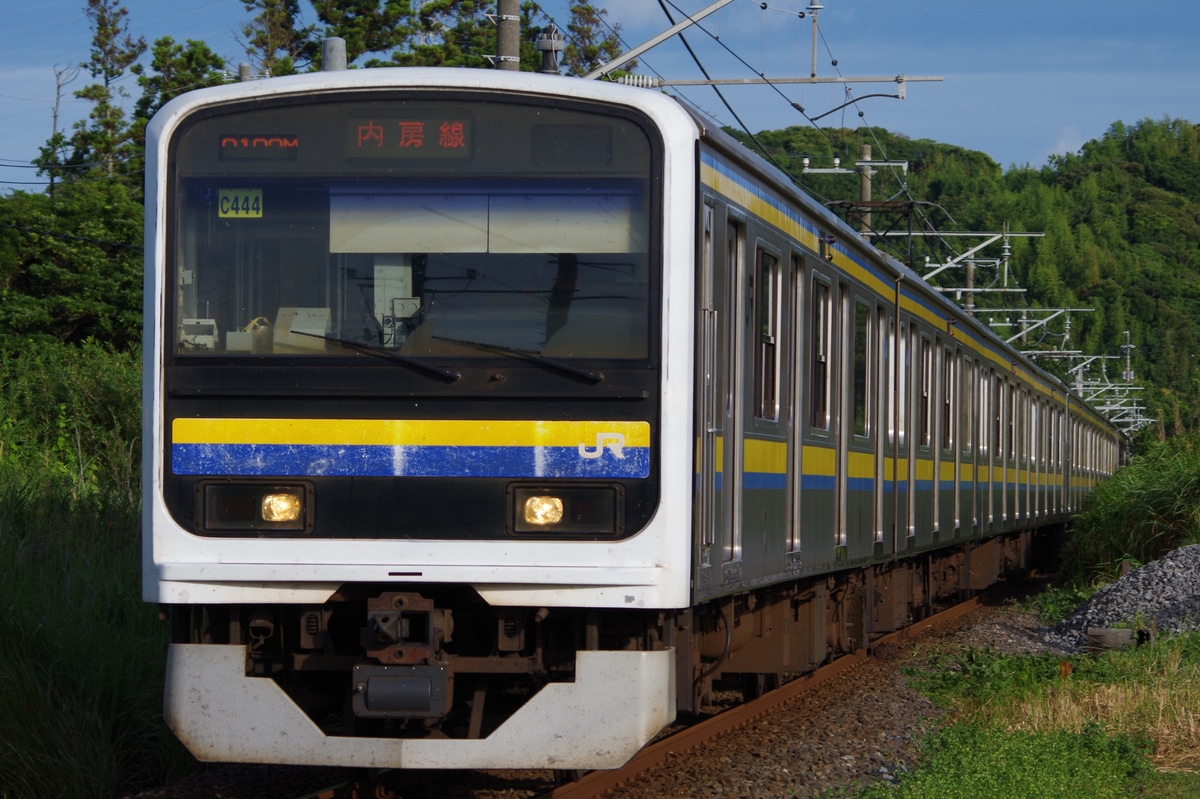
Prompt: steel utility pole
<box><xmin>860</xmin><ymin>144</ymin><xmax>872</xmax><ymax>234</ymax></box>
<box><xmin>804</xmin><ymin>146</ymin><xmax>908</xmax><ymax>238</ymax></box>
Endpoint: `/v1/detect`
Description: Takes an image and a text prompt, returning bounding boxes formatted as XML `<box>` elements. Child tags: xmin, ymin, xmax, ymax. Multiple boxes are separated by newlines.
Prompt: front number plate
<box><xmin>218</xmin><ymin>188</ymin><xmax>263</xmax><ymax>218</ymax></box>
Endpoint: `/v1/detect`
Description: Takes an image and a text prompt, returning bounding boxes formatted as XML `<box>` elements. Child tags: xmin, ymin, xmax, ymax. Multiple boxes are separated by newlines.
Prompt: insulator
<box><xmin>616</xmin><ymin>74</ymin><xmax>661</xmax><ymax>89</ymax></box>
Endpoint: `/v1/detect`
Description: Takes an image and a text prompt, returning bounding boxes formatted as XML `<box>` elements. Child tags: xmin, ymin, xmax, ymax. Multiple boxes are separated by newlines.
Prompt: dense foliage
<box><xmin>0</xmin><ymin>341</ymin><xmax>190</xmax><ymax>798</ymax></box>
<box><xmin>735</xmin><ymin>118</ymin><xmax>1200</xmax><ymax>444</ymax></box>
<box><xmin>1063</xmin><ymin>431</ymin><xmax>1200</xmax><ymax>583</ymax></box>
<box><xmin>0</xmin><ymin>183</ymin><xmax>142</xmax><ymax>347</ymax></box>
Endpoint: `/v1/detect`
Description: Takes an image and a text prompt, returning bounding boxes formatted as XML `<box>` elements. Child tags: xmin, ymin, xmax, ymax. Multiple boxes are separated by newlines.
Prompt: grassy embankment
<box><xmin>0</xmin><ymin>340</ymin><xmax>192</xmax><ymax>799</ymax></box>
<box><xmin>847</xmin><ymin>434</ymin><xmax>1200</xmax><ymax>799</ymax></box>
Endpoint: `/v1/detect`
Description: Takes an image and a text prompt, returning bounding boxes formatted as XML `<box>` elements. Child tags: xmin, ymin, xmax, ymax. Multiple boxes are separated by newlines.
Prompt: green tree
<box><xmin>242</xmin><ymin>0</ymin><xmax>317</xmax><ymax>76</ymax></box>
<box><xmin>132</xmin><ymin>37</ymin><xmax>227</xmax><ymax>125</ymax></box>
<box><xmin>310</xmin><ymin>0</ymin><xmax>411</xmax><ymax>64</ymax></box>
<box><xmin>0</xmin><ymin>184</ymin><xmax>142</xmax><ymax>348</ymax></box>
<box><xmin>70</xmin><ymin>0</ymin><xmax>146</xmax><ymax>182</ymax></box>
<box><xmin>560</xmin><ymin>3</ymin><xmax>626</xmax><ymax>76</ymax></box>
<box><xmin>366</xmin><ymin>0</ymin><xmax>519</xmax><ymax>69</ymax></box>
<box><xmin>33</xmin><ymin>64</ymin><xmax>82</xmax><ymax>198</ymax></box>
<box><xmin>312</xmin><ymin>1</ymin><xmax>627</xmax><ymax>73</ymax></box>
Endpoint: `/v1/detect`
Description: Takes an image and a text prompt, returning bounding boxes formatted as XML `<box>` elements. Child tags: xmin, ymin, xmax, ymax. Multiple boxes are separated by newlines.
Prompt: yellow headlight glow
<box><xmin>262</xmin><ymin>492</ymin><xmax>303</xmax><ymax>523</ymax></box>
<box><xmin>523</xmin><ymin>495</ymin><xmax>564</xmax><ymax>526</ymax></box>
<box><xmin>509</xmin><ymin>484</ymin><xmax>622</xmax><ymax>537</ymax></box>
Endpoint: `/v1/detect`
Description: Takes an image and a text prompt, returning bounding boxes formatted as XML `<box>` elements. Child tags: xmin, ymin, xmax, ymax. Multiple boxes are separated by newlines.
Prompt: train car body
<box><xmin>142</xmin><ymin>67</ymin><xmax>1119</xmax><ymax>771</ymax></box>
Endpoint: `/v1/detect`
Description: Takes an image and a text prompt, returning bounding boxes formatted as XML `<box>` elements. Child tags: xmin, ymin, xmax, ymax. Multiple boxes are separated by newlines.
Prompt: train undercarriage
<box><xmin>680</xmin><ymin>529</ymin><xmax>1043</xmax><ymax>711</ymax></box>
<box><xmin>164</xmin><ymin>529</ymin><xmax>1044</xmax><ymax>769</ymax></box>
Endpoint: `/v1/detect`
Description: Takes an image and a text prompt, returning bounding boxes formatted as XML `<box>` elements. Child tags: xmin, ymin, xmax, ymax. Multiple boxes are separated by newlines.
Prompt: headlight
<box><xmin>523</xmin><ymin>495</ymin><xmax>564</xmax><ymax>526</ymax></box>
<box><xmin>508</xmin><ymin>484</ymin><xmax>624</xmax><ymax>537</ymax></box>
<box><xmin>261</xmin><ymin>492</ymin><xmax>303</xmax><ymax>522</ymax></box>
<box><xmin>197</xmin><ymin>481</ymin><xmax>314</xmax><ymax>534</ymax></box>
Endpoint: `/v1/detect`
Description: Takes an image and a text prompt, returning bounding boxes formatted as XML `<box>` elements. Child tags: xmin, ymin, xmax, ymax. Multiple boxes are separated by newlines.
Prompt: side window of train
<box><xmin>700</xmin><ymin>202</ymin><xmax>714</xmax><ymax>310</ymax></box>
<box><xmin>919</xmin><ymin>334</ymin><xmax>932</xmax><ymax>448</ymax></box>
<box><xmin>726</xmin><ymin>217</ymin><xmax>744</xmax><ymax>414</ymax></box>
<box><xmin>753</xmin><ymin>246</ymin><xmax>781</xmax><ymax>421</ymax></box>
<box><xmin>977</xmin><ymin>367</ymin><xmax>988</xmax><ymax>458</ymax></box>
<box><xmin>962</xmin><ymin>357</ymin><xmax>975</xmax><ymax>455</ymax></box>
<box><xmin>1007</xmin><ymin>384</ymin><xmax>1017</xmax><ymax>462</ymax></box>
<box><xmin>1025</xmin><ymin>391</ymin><xmax>1034</xmax><ymax>467</ymax></box>
<box><xmin>1030</xmin><ymin>395</ymin><xmax>1039</xmax><ymax>469</ymax></box>
<box><xmin>810</xmin><ymin>275</ymin><xmax>832</xmax><ymax>431</ymax></box>
<box><xmin>994</xmin><ymin>376</ymin><xmax>1004</xmax><ymax>462</ymax></box>
<box><xmin>852</xmin><ymin>299</ymin><xmax>870</xmax><ymax>437</ymax></box>
<box><xmin>942</xmin><ymin>345</ymin><xmax>955</xmax><ymax>452</ymax></box>
<box><xmin>896</xmin><ymin>320</ymin><xmax>909</xmax><ymax>448</ymax></box>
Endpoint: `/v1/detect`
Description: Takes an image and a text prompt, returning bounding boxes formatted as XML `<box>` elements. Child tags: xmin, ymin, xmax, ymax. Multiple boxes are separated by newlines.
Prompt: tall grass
<box><xmin>910</xmin><ymin>637</ymin><xmax>1200</xmax><ymax>772</ymax></box>
<box><xmin>878</xmin><ymin>634</ymin><xmax>1200</xmax><ymax>798</ymax></box>
<box><xmin>0</xmin><ymin>338</ymin><xmax>141</xmax><ymax>504</ymax></box>
<box><xmin>0</xmin><ymin>339</ymin><xmax>192</xmax><ymax>798</ymax></box>
<box><xmin>1063</xmin><ymin>433</ymin><xmax>1200</xmax><ymax>584</ymax></box>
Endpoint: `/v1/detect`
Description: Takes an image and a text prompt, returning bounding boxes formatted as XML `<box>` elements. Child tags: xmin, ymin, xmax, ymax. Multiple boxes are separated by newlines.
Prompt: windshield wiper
<box><xmin>290</xmin><ymin>331</ymin><xmax>461</xmax><ymax>382</ymax></box>
<box><xmin>432</xmin><ymin>334</ymin><xmax>604</xmax><ymax>384</ymax></box>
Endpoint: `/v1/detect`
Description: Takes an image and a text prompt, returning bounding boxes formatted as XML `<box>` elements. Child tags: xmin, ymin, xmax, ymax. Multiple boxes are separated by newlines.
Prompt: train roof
<box><xmin>669</xmin><ymin>94</ymin><xmax>1116</xmax><ymax>432</ymax></box>
<box><xmin>144</xmin><ymin>66</ymin><xmax>1117</xmax><ymax>435</ymax></box>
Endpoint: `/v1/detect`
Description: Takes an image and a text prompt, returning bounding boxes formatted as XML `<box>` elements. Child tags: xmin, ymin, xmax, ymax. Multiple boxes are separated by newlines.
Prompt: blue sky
<box><xmin>2</xmin><ymin>0</ymin><xmax>1198</xmax><ymax>192</ymax></box>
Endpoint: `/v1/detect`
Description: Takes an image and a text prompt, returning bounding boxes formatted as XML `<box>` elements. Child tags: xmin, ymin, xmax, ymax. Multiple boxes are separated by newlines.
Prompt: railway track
<box><xmin>535</xmin><ymin>594</ymin><xmax>987</xmax><ymax>799</ymax></box>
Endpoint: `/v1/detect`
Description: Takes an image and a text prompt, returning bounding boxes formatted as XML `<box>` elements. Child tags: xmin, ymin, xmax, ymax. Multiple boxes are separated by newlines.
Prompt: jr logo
<box><xmin>578</xmin><ymin>432</ymin><xmax>627</xmax><ymax>460</ymax></box>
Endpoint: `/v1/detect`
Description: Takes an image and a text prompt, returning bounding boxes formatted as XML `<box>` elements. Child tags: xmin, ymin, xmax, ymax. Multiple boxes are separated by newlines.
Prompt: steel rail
<box><xmin>539</xmin><ymin>594</ymin><xmax>987</xmax><ymax>799</ymax></box>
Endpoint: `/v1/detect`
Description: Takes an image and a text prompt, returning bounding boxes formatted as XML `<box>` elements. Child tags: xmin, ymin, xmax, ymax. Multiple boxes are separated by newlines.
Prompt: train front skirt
<box><xmin>164</xmin><ymin>643</ymin><xmax>676</xmax><ymax>769</ymax></box>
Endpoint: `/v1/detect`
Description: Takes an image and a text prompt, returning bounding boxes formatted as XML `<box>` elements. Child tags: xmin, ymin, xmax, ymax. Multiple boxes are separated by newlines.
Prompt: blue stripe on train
<box><xmin>172</xmin><ymin>443</ymin><xmax>650</xmax><ymax>479</ymax></box>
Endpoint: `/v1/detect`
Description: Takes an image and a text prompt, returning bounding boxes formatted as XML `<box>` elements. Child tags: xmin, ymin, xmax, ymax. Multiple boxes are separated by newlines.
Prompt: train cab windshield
<box><xmin>167</xmin><ymin>95</ymin><xmax>658</xmax><ymax>363</ymax></box>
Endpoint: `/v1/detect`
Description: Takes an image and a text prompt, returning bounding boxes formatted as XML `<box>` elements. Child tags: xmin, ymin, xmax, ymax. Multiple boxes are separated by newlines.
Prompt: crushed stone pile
<box><xmin>1045</xmin><ymin>543</ymin><xmax>1200</xmax><ymax>650</ymax></box>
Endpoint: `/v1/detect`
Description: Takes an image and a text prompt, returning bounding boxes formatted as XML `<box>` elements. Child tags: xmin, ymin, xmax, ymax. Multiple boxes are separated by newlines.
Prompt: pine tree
<box><xmin>241</xmin><ymin>0</ymin><xmax>317</xmax><ymax>76</ymax></box>
<box><xmin>132</xmin><ymin>38</ymin><xmax>227</xmax><ymax>125</ymax></box>
<box><xmin>561</xmin><ymin>3</ymin><xmax>627</xmax><ymax>77</ymax></box>
<box><xmin>312</xmin><ymin>0</ymin><xmax>413</xmax><ymax>65</ymax></box>
<box><xmin>71</xmin><ymin>0</ymin><xmax>146</xmax><ymax>181</ymax></box>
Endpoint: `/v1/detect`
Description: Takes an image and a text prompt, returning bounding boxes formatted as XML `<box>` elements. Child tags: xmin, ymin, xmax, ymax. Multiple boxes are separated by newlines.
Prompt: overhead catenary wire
<box><xmin>648</xmin><ymin>0</ymin><xmax>933</xmax><ymax>220</ymax></box>
<box><xmin>647</xmin><ymin>0</ymin><xmax>850</xmax><ymax>201</ymax></box>
<box><xmin>687</xmin><ymin>4</ymin><xmax>1014</xmax><ymax>300</ymax></box>
<box><xmin>535</xmin><ymin>2</ymin><xmax>672</xmax><ymax>84</ymax></box>
<box><xmin>656</xmin><ymin>0</ymin><xmax>785</xmax><ymax>174</ymax></box>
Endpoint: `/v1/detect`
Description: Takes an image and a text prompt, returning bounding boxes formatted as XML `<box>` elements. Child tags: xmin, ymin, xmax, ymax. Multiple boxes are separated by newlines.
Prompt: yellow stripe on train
<box><xmin>173</xmin><ymin>418</ymin><xmax>651</xmax><ymax>448</ymax></box>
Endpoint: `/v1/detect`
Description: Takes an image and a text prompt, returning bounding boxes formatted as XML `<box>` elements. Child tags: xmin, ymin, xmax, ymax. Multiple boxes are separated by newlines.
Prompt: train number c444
<box><xmin>218</xmin><ymin>188</ymin><xmax>263</xmax><ymax>218</ymax></box>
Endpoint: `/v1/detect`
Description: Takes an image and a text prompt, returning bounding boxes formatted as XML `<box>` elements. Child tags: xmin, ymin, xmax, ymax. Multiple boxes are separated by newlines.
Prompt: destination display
<box><xmin>218</xmin><ymin>134</ymin><xmax>299</xmax><ymax>160</ymax></box>
<box><xmin>346</xmin><ymin>117</ymin><xmax>473</xmax><ymax>159</ymax></box>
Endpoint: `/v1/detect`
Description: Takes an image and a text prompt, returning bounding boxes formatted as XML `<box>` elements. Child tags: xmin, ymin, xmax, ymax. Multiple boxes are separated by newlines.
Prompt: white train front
<box><xmin>143</xmin><ymin>67</ymin><xmax>1119</xmax><ymax>770</ymax></box>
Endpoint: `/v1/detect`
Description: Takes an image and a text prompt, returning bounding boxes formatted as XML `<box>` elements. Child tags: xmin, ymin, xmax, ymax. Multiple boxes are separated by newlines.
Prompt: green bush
<box><xmin>1022</xmin><ymin>583</ymin><xmax>1097</xmax><ymax>625</ymax></box>
<box><xmin>0</xmin><ymin>338</ymin><xmax>141</xmax><ymax>503</ymax></box>
<box><xmin>0</xmin><ymin>340</ymin><xmax>194</xmax><ymax>798</ymax></box>
<box><xmin>1064</xmin><ymin>433</ymin><xmax>1200</xmax><ymax>584</ymax></box>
